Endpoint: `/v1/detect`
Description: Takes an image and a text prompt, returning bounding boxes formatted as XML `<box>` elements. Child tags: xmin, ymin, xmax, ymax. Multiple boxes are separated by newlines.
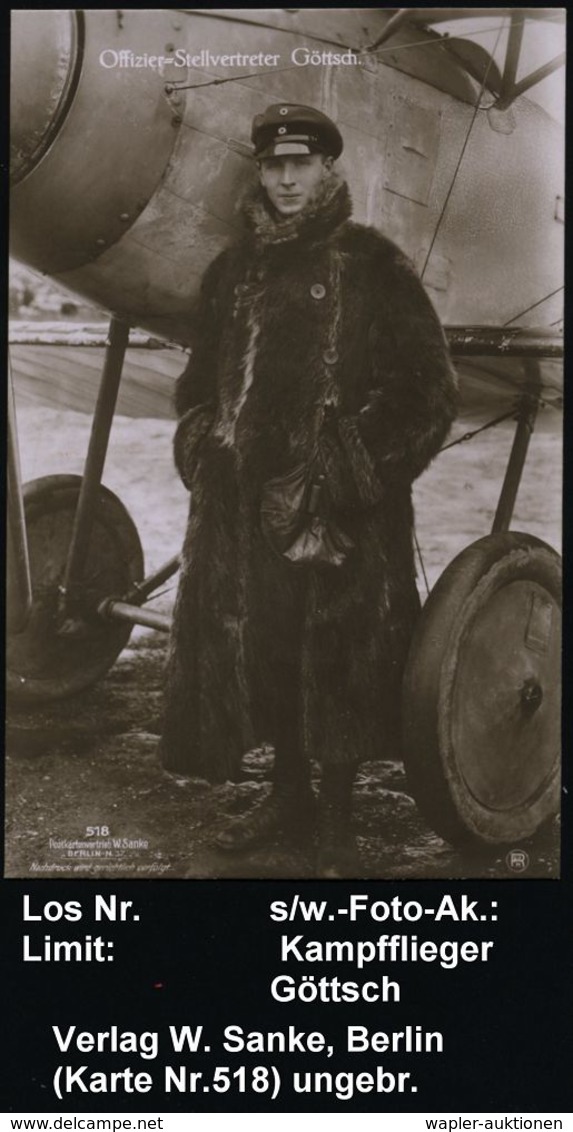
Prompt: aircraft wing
<box><xmin>9</xmin><ymin>322</ymin><xmax>563</xmax><ymax>424</ymax></box>
<box><xmin>447</xmin><ymin>326</ymin><xmax>562</xmax><ymax>437</ymax></box>
<box><xmin>396</xmin><ymin>9</ymin><xmax>564</xmax><ymax>25</ymax></box>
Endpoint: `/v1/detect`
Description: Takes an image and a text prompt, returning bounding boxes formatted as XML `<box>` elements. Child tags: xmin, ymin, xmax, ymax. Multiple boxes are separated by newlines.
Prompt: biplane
<box><xmin>8</xmin><ymin>8</ymin><xmax>564</xmax><ymax>851</ymax></box>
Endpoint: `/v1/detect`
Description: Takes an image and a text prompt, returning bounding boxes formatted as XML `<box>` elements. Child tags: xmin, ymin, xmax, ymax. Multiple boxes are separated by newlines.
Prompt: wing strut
<box><xmin>7</xmin><ymin>356</ymin><xmax>33</xmax><ymax>632</ymax></box>
<box><xmin>496</xmin><ymin>10</ymin><xmax>565</xmax><ymax>109</ymax></box>
<box><xmin>445</xmin><ymin>328</ymin><xmax>562</xmax><ymax>537</ymax></box>
<box><xmin>367</xmin><ymin>9</ymin><xmax>565</xmax><ymax>109</ymax></box>
<box><xmin>58</xmin><ymin>316</ymin><xmax>130</xmax><ymax>626</ymax></box>
<box><xmin>491</xmin><ymin>364</ymin><xmax>540</xmax><ymax>534</ymax></box>
<box><xmin>499</xmin><ymin>10</ymin><xmax>524</xmax><ymax>104</ymax></box>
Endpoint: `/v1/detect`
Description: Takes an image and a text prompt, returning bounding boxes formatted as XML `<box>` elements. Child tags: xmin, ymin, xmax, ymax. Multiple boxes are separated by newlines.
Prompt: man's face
<box><xmin>258</xmin><ymin>153</ymin><xmax>332</xmax><ymax>216</ymax></box>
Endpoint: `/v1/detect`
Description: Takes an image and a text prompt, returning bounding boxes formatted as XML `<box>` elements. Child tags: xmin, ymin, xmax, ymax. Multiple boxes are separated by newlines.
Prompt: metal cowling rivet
<box><xmin>323</xmin><ymin>347</ymin><xmax>338</xmax><ymax>365</ymax></box>
<box><xmin>310</xmin><ymin>283</ymin><xmax>326</xmax><ymax>300</ymax></box>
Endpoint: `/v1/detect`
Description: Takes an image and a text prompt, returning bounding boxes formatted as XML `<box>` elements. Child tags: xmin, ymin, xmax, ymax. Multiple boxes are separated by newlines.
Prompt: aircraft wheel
<box><xmin>7</xmin><ymin>475</ymin><xmax>144</xmax><ymax>704</ymax></box>
<box><xmin>402</xmin><ymin>532</ymin><xmax>561</xmax><ymax>847</ymax></box>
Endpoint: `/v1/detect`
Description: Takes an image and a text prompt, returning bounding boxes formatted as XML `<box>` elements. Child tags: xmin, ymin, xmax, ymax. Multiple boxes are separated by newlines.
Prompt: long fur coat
<box><xmin>160</xmin><ymin>175</ymin><xmax>458</xmax><ymax>781</ymax></box>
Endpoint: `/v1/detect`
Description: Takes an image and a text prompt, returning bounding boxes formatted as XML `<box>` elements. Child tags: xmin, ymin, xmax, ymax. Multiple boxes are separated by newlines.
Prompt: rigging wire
<box><xmin>414</xmin><ymin>529</ymin><xmax>431</xmax><ymax>599</ymax></box>
<box><xmin>502</xmin><ymin>287</ymin><xmax>564</xmax><ymax>326</ymax></box>
<box><xmin>439</xmin><ymin>409</ymin><xmax>517</xmax><ymax>453</ymax></box>
<box><xmin>368</xmin><ymin>22</ymin><xmax>511</xmax><ymax>59</ymax></box>
<box><xmin>420</xmin><ymin>19</ymin><xmax>506</xmax><ymax>284</ymax></box>
<box><xmin>166</xmin><ymin>65</ymin><xmax>295</xmax><ymax>92</ymax></box>
<box><xmin>415</xmin><ymin>403</ymin><xmax>532</xmax><ymax>598</ymax></box>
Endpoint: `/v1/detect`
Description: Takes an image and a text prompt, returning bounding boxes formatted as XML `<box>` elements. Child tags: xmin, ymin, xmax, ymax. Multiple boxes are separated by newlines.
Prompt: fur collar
<box><xmin>242</xmin><ymin>173</ymin><xmax>353</xmax><ymax>247</ymax></box>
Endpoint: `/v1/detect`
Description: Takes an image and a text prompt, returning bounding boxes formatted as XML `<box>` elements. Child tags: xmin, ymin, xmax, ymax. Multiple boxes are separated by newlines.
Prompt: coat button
<box><xmin>310</xmin><ymin>283</ymin><xmax>326</xmax><ymax>300</ymax></box>
<box><xmin>323</xmin><ymin>347</ymin><xmax>339</xmax><ymax>365</ymax></box>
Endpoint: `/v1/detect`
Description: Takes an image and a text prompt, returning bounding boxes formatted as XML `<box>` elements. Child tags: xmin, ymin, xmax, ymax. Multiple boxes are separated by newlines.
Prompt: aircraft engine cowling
<box><xmin>10</xmin><ymin>10</ymin><xmax>183</xmax><ymax>280</ymax></box>
<box><xmin>11</xmin><ymin>10</ymin><xmax>82</xmax><ymax>186</ymax></box>
<box><xmin>9</xmin><ymin>8</ymin><xmax>266</xmax><ymax>342</ymax></box>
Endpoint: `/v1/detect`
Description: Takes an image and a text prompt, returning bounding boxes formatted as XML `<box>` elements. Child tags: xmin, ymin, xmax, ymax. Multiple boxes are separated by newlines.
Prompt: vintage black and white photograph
<box><xmin>6</xmin><ymin>7</ymin><xmax>565</xmax><ymax>880</ymax></box>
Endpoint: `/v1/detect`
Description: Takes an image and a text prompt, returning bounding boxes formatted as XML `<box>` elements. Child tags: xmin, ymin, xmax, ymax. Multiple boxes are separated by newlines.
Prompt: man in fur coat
<box><xmin>160</xmin><ymin>103</ymin><xmax>457</xmax><ymax>876</ymax></box>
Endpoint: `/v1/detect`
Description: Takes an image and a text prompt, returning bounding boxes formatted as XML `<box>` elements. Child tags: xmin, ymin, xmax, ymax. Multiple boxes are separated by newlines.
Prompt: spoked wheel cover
<box><xmin>7</xmin><ymin>475</ymin><xmax>144</xmax><ymax>704</ymax></box>
<box><xmin>402</xmin><ymin>532</ymin><xmax>561</xmax><ymax>846</ymax></box>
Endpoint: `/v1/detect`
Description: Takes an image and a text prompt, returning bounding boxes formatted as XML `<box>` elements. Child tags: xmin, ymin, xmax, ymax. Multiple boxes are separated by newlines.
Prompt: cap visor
<box><xmin>257</xmin><ymin>141</ymin><xmax>315</xmax><ymax>159</ymax></box>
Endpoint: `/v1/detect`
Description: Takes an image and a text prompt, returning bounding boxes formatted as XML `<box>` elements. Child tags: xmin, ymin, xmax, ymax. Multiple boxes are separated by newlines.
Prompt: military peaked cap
<box><xmin>251</xmin><ymin>103</ymin><xmax>343</xmax><ymax>160</ymax></box>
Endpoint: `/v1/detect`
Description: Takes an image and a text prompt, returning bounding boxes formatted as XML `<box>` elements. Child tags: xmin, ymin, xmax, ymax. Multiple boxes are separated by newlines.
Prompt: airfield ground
<box><xmin>5</xmin><ymin>402</ymin><xmax>562</xmax><ymax>879</ymax></box>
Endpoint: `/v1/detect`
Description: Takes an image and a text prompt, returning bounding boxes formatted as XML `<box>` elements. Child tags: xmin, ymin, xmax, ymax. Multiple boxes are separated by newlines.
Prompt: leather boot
<box><xmin>317</xmin><ymin>763</ymin><xmax>361</xmax><ymax>878</ymax></box>
<box><xmin>215</xmin><ymin>660</ymin><xmax>315</xmax><ymax>852</ymax></box>
<box><xmin>214</xmin><ymin>721</ymin><xmax>314</xmax><ymax>852</ymax></box>
<box><xmin>214</xmin><ymin>781</ymin><xmax>315</xmax><ymax>851</ymax></box>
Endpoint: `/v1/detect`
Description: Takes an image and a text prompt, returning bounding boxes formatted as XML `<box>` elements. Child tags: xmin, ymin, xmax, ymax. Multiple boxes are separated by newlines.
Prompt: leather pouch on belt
<box><xmin>260</xmin><ymin>463</ymin><xmax>354</xmax><ymax>569</ymax></box>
